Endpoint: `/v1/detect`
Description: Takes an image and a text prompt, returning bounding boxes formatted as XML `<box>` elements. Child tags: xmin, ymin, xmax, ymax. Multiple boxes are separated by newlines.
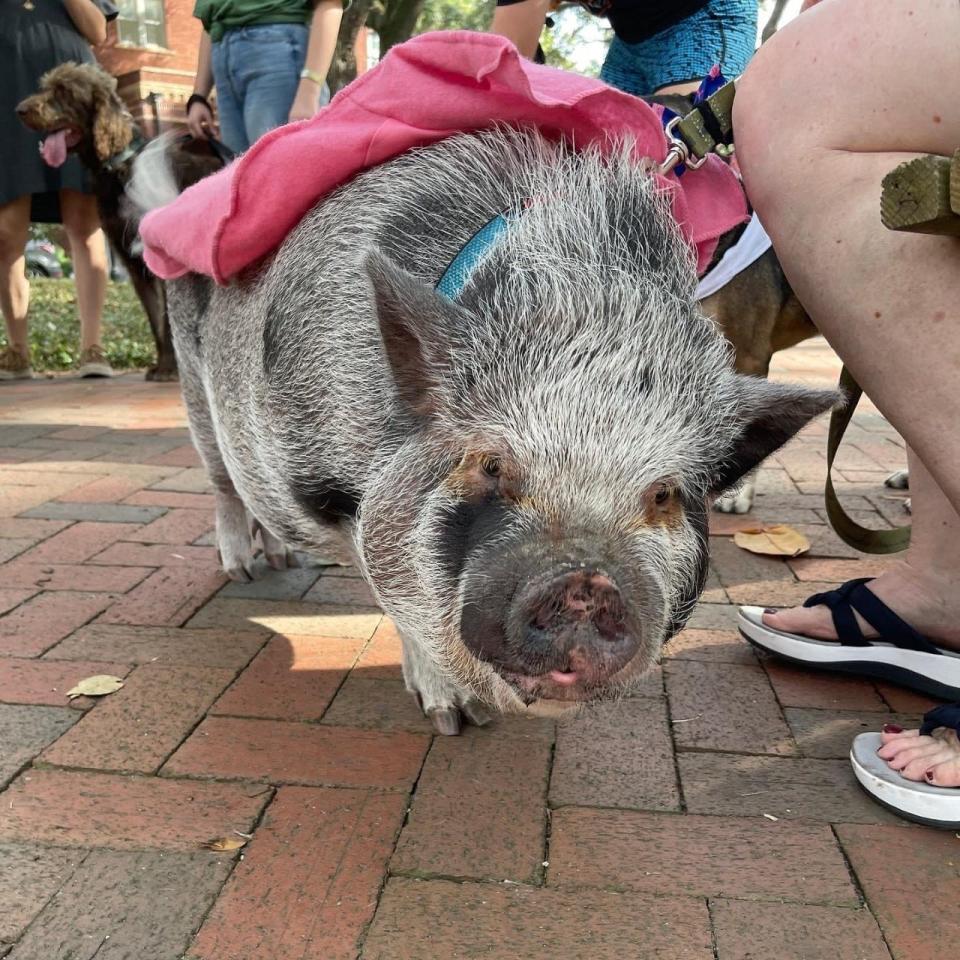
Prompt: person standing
<box><xmin>0</xmin><ymin>0</ymin><xmax>117</xmax><ymax>381</ymax></box>
<box><xmin>491</xmin><ymin>0</ymin><xmax>758</xmax><ymax>97</ymax></box>
<box><xmin>186</xmin><ymin>0</ymin><xmax>346</xmax><ymax>154</ymax></box>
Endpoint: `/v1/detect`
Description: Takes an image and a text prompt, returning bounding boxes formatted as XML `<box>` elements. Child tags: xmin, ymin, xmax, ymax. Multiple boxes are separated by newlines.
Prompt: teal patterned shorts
<box><xmin>600</xmin><ymin>0</ymin><xmax>757</xmax><ymax>97</ymax></box>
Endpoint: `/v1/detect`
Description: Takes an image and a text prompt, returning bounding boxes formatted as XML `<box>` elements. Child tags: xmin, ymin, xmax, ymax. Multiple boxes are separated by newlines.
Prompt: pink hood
<box><xmin>140</xmin><ymin>31</ymin><xmax>747</xmax><ymax>284</ymax></box>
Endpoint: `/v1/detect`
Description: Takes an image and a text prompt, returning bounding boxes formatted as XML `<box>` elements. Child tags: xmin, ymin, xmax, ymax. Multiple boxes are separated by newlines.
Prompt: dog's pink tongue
<box><xmin>40</xmin><ymin>130</ymin><xmax>68</xmax><ymax>168</ymax></box>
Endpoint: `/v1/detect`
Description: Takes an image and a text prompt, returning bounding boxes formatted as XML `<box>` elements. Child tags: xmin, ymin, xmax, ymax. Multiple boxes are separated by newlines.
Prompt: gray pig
<box><xmin>132</xmin><ymin>128</ymin><xmax>837</xmax><ymax>734</ymax></box>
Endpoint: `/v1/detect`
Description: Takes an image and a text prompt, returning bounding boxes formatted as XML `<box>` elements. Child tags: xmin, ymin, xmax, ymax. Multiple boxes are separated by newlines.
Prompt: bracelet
<box><xmin>299</xmin><ymin>68</ymin><xmax>324</xmax><ymax>87</ymax></box>
<box><xmin>186</xmin><ymin>93</ymin><xmax>210</xmax><ymax>113</ymax></box>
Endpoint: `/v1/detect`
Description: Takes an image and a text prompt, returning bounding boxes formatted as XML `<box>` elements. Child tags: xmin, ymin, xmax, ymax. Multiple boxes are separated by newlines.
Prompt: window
<box><xmin>116</xmin><ymin>0</ymin><xmax>167</xmax><ymax>48</ymax></box>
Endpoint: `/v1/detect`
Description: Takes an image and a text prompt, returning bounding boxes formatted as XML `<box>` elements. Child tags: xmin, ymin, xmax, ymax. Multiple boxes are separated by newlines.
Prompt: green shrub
<box><xmin>4</xmin><ymin>279</ymin><xmax>156</xmax><ymax>372</ymax></box>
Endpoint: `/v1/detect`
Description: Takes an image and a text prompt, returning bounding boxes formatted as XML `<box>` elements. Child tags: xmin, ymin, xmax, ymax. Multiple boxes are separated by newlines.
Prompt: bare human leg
<box><xmin>60</xmin><ymin>189</ymin><xmax>107</xmax><ymax>355</ymax></box>
<box><xmin>735</xmin><ymin>0</ymin><xmax>960</xmax><ymax>785</ymax></box>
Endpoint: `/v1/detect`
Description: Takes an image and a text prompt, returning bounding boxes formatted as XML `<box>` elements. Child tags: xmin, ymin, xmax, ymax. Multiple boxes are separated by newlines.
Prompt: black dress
<box><xmin>0</xmin><ymin>0</ymin><xmax>117</xmax><ymax>222</ymax></box>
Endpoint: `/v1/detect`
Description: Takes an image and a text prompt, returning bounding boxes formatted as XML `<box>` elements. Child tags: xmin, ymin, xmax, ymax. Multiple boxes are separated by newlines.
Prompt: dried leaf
<box><xmin>65</xmin><ymin>675</ymin><xmax>124</xmax><ymax>700</ymax></box>
<box><xmin>733</xmin><ymin>524</ymin><xmax>810</xmax><ymax>558</ymax></box>
<box><xmin>200</xmin><ymin>836</ymin><xmax>247</xmax><ymax>852</ymax></box>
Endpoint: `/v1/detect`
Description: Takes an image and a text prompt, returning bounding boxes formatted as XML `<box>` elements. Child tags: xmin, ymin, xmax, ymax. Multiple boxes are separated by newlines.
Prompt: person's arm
<box><xmin>61</xmin><ymin>0</ymin><xmax>108</xmax><ymax>45</ymax></box>
<box><xmin>490</xmin><ymin>0</ymin><xmax>551</xmax><ymax>60</ymax></box>
<box><xmin>187</xmin><ymin>31</ymin><xmax>217</xmax><ymax>140</ymax></box>
<box><xmin>288</xmin><ymin>0</ymin><xmax>344</xmax><ymax>123</ymax></box>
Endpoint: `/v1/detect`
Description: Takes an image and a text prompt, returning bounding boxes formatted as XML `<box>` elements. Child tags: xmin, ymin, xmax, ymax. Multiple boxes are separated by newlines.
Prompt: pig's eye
<box><xmin>654</xmin><ymin>485</ymin><xmax>671</xmax><ymax>505</ymax></box>
<box><xmin>481</xmin><ymin>456</ymin><xmax>502</xmax><ymax>479</ymax></box>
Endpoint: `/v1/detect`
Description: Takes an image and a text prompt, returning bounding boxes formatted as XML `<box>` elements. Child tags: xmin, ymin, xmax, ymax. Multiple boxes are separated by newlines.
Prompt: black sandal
<box><xmin>738</xmin><ymin>578</ymin><xmax>960</xmax><ymax>701</ymax></box>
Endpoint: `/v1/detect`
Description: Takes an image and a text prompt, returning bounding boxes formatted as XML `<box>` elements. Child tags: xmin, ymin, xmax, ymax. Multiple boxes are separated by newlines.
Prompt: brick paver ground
<box><xmin>0</xmin><ymin>341</ymin><xmax>956</xmax><ymax>959</ymax></box>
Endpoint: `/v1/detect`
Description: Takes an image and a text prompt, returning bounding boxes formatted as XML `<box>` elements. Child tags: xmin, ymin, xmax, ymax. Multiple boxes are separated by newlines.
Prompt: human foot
<box><xmin>738</xmin><ymin>576</ymin><xmax>960</xmax><ymax>702</ymax></box>
<box><xmin>850</xmin><ymin>705</ymin><xmax>960</xmax><ymax>828</ymax></box>
<box><xmin>761</xmin><ymin>567</ymin><xmax>960</xmax><ymax>652</ymax></box>
<box><xmin>0</xmin><ymin>345</ymin><xmax>34</xmax><ymax>381</ymax></box>
<box><xmin>877</xmin><ymin>721</ymin><xmax>960</xmax><ymax>787</ymax></box>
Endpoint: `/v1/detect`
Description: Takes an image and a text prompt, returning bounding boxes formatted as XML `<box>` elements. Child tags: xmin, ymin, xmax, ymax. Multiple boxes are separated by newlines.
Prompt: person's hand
<box><xmin>187</xmin><ymin>99</ymin><xmax>216</xmax><ymax>140</ymax></box>
<box><xmin>288</xmin><ymin>79</ymin><xmax>321</xmax><ymax>124</ymax></box>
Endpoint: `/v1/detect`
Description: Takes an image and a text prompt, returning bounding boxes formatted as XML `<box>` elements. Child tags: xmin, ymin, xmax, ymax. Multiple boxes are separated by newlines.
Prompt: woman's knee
<box><xmin>60</xmin><ymin>191</ymin><xmax>103</xmax><ymax>241</ymax></box>
<box><xmin>0</xmin><ymin>199</ymin><xmax>31</xmax><ymax>265</ymax></box>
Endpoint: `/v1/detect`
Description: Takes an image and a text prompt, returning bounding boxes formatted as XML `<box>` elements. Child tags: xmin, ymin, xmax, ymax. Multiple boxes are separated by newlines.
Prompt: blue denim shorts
<box><xmin>600</xmin><ymin>0</ymin><xmax>758</xmax><ymax>96</ymax></box>
<box><xmin>212</xmin><ymin>22</ymin><xmax>327</xmax><ymax>153</ymax></box>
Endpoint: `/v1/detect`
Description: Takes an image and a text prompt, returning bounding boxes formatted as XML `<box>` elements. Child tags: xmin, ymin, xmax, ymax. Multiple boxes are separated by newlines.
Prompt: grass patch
<box><xmin>5</xmin><ymin>279</ymin><xmax>155</xmax><ymax>372</ymax></box>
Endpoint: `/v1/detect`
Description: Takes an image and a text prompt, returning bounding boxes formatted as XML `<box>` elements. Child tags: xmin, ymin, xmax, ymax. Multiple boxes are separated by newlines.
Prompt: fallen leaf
<box><xmin>734</xmin><ymin>524</ymin><xmax>810</xmax><ymax>558</ymax></box>
<box><xmin>65</xmin><ymin>675</ymin><xmax>125</xmax><ymax>700</ymax></box>
<box><xmin>200</xmin><ymin>836</ymin><xmax>247</xmax><ymax>852</ymax></box>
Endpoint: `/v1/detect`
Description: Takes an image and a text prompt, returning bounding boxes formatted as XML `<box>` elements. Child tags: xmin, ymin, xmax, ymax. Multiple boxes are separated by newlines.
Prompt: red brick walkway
<box><xmin>0</xmin><ymin>339</ymin><xmax>956</xmax><ymax>960</ymax></box>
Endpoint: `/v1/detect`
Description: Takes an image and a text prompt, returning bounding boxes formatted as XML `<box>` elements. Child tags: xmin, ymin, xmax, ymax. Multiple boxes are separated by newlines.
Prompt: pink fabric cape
<box><xmin>140</xmin><ymin>31</ymin><xmax>748</xmax><ymax>285</ymax></box>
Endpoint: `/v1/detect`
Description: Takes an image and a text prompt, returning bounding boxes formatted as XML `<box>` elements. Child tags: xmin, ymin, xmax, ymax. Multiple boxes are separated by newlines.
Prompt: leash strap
<box><xmin>825</xmin><ymin>366</ymin><xmax>911</xmax><ymax>554</ymax></box>
<box><xmin>660</xmin><ymin>77</ymin><xmax>737</xmax><ymax>175</ymax></box>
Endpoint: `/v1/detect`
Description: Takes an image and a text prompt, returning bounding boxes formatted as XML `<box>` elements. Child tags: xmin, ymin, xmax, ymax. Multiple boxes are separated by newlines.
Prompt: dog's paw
<box><xmin>713</xmin><ymin>483</ymin><xmax>755</xmax><ymax>514</ymax></box>
<box><xmin>885</xmin><ymin>469</ymin><xmax>909</xmax><ymax>490</ymax></box>
<box><xmin>145</xmin><ymin>365</ymin><xmax>179</xmax><ymax>383</ymax></box>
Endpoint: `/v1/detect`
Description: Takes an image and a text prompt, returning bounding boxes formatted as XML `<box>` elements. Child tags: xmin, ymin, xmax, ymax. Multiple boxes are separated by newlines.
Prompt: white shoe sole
<box><xmin>78</xmin><ymin>364</ymin><xmax>113</xmax><ymax>378</ymax></box>
<box><xmin>738</xmin><ymin>606</ymin><xmax>960</xmax><ymax>701</ymax></box>
<box><xmin>851</xmin><ymin>732</ymin><xmax>960</xmax><ymax>828</ymax></box>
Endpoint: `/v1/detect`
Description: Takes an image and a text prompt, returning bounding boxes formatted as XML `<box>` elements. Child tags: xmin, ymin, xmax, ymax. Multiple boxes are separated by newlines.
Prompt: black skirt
<box><xmin>0</xmin><ymin>0</ymin><xmax>114</xmax><ymax>221</ymax></box>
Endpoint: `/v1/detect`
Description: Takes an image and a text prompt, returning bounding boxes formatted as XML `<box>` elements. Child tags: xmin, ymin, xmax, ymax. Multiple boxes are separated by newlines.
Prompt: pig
<box><xmin>130</xmin><ymin>127</ymin><xmax>838</xmax><ymax>734</ymax></box>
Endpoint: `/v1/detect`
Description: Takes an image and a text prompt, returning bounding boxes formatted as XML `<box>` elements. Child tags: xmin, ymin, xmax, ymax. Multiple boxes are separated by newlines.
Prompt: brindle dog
<box><xmin>17</xmin><ymin>62</ymin><xmax>226</xmax><ymax>381</ymax></box>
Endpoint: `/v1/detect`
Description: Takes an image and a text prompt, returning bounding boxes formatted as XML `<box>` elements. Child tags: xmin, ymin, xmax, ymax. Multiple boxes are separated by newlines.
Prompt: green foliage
<box><xmin>4</xmin><ymin>279</ymin><xmax>155</xmax><ymax>372</ymax></box>
<box><xmin>416</xmin><ymin>0</ymin><xmax>493</xmax><ymax>34</ymax></box>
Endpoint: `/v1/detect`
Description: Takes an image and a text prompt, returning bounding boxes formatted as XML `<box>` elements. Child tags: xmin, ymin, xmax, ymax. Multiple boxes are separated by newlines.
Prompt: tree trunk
<box><xmin>761</xmin><ymin>0</ymin><xmax>790</xmax><ymax>42</ymax></box>
<box><xmin>374</xmin><ymin>0</ymin><xmax>427</xmax><ymax>55</ymax></box>
<box><xmin>327</xmin><ymin>0</ymin><xmax>377</xmax><ymax>94</ymax></box>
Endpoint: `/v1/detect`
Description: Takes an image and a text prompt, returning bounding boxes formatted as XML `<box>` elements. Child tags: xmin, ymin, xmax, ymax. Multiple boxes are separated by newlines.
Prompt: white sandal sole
<box><xmin>738</xmin><ymin>606</ymin><xmax>960</xmax><ymax>701</ymax></box>
<box><xmin>851</xmin><ymin>732</ymin><xmax>960</xmax><ymax>828</ymax></box>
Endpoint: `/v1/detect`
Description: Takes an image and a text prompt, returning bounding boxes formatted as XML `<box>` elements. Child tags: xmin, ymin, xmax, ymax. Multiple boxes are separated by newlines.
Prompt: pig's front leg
<box><xmin>401</xmin><ymin>634</ymin><xmax>492</xmax><ymax>736</ymax></box>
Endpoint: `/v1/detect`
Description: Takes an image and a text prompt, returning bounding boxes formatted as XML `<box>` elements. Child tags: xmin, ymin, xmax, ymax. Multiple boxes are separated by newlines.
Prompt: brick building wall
<box><xmin>95</xmin><ymin>1</ymin><xmax>370</xmax><ymax>138</ymax></box>
<box><xmin>95</xmin><ymin>0</ymin><xmax>201</xmax><ymax>135</ymax></box>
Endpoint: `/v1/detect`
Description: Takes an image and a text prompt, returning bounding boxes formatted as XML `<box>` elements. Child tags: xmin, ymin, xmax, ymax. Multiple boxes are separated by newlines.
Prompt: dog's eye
<box><xmin>482</xmin><ymin>456</ymin><xmax>502</xmax><ymax>479</ymax></box>
<box><xmin>654</xmin><ymin>484</ymin><xmax>671</xmax><ymax>505</ymax></box>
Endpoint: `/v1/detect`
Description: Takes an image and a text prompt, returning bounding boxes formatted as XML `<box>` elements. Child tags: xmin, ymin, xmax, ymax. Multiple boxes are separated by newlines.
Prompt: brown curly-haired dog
<box><xmin>17</xmin><ymin>62</ymin><xmax>226</xmax><ymax>381</ymax></box>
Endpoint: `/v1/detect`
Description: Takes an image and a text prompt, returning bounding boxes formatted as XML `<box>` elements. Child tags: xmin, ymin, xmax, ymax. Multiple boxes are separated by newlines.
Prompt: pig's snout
<box><xmin>489</xmin><ymin>563</ymin><xmax>642</xmax><ymax>698</ymax></box>
<box><xmin>523</xmin><ymin>570</ymin><xmax>628</xmax><ymax>647</ymax></box>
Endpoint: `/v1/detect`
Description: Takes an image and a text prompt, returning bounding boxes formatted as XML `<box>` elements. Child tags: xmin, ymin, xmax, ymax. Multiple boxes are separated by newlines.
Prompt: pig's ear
<box><xmin>711</xmin><ymin>377</ymin><xmax>843</xmax><ymax>493</ymax></box>
<box><xmin>365</xmin><ymin>250</ymin><xmax>470</xmax><ymax>417</ymax></box>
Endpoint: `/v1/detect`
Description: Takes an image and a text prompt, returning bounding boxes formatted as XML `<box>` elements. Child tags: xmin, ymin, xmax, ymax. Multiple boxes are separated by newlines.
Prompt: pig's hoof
<box><xmin>422</xmin><ymin>698</ymin><xmax>492</xmax><ymax>735</ymax></box>
<box><xmin>216</xmin><ymin>546</ymin><xmax>255</xmax><ymax>583</ymax></box>
<box><xmin>428</xmin><ymin>707</ymin><xmax>462</xmax><ymax>736</ymax></box>
<box><xmin>252</xmin><ymin>519</ymin><xmax>297</xmax><ymax>571</ymax></box>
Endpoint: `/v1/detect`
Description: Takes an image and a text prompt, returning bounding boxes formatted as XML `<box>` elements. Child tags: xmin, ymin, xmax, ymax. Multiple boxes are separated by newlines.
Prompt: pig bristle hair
<box><xmin>167</xmin><ymin>125</ymin><xmax>831</xmax><ymax>712</ymax></box>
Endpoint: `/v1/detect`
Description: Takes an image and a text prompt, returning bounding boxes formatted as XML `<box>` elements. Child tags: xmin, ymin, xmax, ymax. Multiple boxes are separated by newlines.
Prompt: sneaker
<box><xmin>0</xmin><ymin>345</ymin><xmax>34</xmax><ymax>381</ymax></box>
<box><xmin>77</xmin><ymin>345</ymin><xmax>113</xmax><ymax>378</ymax></box>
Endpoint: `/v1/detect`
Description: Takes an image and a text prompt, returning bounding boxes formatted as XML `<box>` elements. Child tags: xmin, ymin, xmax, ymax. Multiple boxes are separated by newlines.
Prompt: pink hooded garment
<box><xmin>139</xmin><ymin>31</ymin><xmax>748</xmax><ymax>285</ymax></box>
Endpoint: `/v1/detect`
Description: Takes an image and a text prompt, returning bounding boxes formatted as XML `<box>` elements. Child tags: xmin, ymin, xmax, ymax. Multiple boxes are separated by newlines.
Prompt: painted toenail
<box><xmin>763</xmin><ymin>608</ymin><xmax>777</xmax><ymax>615</ymax></box>
<box><xmin>882</xmin><ymin>724</ymin><xmax>903</xmax><ymax>734</ymax></box>
<box><xmin>924</xmin><ymin>770</ymin><xmax>936</xmax><ymax>783</ymax></box>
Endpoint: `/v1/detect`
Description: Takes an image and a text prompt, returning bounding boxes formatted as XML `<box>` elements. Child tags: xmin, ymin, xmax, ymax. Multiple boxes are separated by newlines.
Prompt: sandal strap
<box><xmin>803</xmin><ymin>578</ymin><xmax>870</xmax><ymax>645</ymax></box>
<box><xmin>920</xmin><ymin>702</ymin><xmax>960</xmax><ymax>738</ymax></box>
<box><xmin>803</xmin><ymin>578</ymin><xmax>942</xmax><ymax>655</ymax></box>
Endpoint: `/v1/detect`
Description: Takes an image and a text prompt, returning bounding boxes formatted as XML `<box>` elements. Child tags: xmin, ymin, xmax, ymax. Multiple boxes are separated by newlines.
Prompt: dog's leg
<box><xmin>128</xmin><ymin>266</ymin><xmax>176</xmax><ymax>381</ymax></box>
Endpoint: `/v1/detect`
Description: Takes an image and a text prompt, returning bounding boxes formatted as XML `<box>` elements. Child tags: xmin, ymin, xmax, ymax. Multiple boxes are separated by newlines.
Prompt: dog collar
<box><xmin>102</xmin><ymin>131</ymin><xmax>146</xmax><ymax>174</ymax></box>
<box><xmin>436</xmin><ymin>205</ymin><xmax>528</xmax><ymax>301</ymax></box>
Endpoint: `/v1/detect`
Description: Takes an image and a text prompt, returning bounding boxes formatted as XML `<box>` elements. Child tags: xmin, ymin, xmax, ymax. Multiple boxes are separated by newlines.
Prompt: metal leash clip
<box><xmin>658</xmin><ymin>116</ymin><xmax>708</xmax><ymax>175</ymax></box>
